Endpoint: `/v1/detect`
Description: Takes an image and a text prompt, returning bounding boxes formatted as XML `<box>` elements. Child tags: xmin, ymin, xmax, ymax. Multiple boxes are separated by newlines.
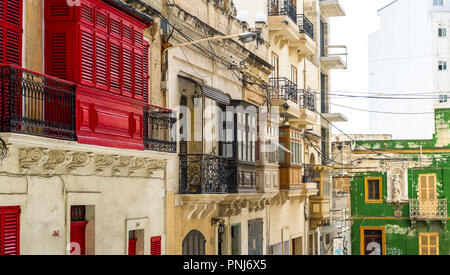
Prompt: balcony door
<box><xmin>270</xmin><ymin>0</ymin><xmax>279</xmax><ymax>15</ymax></box>
<box><xmin>418</xmin><ymin>174</ymin><xmax>437</xmax><ymax>217</ymax></box>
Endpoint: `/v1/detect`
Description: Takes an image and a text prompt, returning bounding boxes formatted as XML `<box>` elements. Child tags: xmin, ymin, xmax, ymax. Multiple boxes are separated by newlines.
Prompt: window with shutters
<box><xmin>419</xmin><ymin>174</ymin><xmax>437</xmax><ymax>201</ymax></box>
<box><xmin>150</xmin><ymin>236</ymin><xmax>161</xmax><ymax>255</ymax></box>
<box><xmin>418</xmin><ymin>174</ymin><xmax>438</xmax><ymax>217</ymax></box>
<box><xmin>365</xmin><ymin>177</ymin><xmax>383</xmax><ymax>203</ymax></box>
<box><xmin>0</xmin><ymin>0</ymin><xmax>23</xmax><ymax>66</ymax></box>
<box><xmin>419</xmin><ymin>233</ymin><xmax>439</xmax><ymax>255</ymax></box>
<box><xmin>0</xmin><ymin>206</ymin><xmax>20</xmax><ymax>255</ymax></box>
<box><xmin>45</xmin><ymin>0</ymin><xmax>150</xmax><ymax>102</ymax></box>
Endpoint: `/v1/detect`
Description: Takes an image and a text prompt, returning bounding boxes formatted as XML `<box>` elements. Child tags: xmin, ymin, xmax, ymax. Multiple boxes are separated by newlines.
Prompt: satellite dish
<box><xmin>255</xmin><ymin>13</ymin><xmax>267</xmax><ymax>23</ymax></box>
<box><xmin>236</xmin><ymin>10</ymin><xmax>249</xmax><ymax>22</ymax></box>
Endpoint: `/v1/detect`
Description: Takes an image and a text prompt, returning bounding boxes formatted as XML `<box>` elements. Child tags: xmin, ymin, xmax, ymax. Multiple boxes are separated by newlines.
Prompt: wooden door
<box><xmin>363</xmin><ymin>230</ymin><xmax>382</xmax><ymax>255</ymax></box>
<box><xmin>70</xmin><ymin>221</ymin><xmax>88</xmax><ymax>255</ymax></box>
<box><xmin>418</xmin><ymin>174</ymin><xmax>437</xmax><ymax>217</ymax></box>
<box><xmin>231</xmin><ymin>224</ymin><xmax>241</xmax><ymax>255</ymax></box>
<box><xmin>182</xmin><ymin>230</ymin><xmax>206</xmax><ymax>255</ymax></box>
<box><xmin>248</xmin><ymin>219</ymin><xmax>263</xmax><ymax>255</ymax></box>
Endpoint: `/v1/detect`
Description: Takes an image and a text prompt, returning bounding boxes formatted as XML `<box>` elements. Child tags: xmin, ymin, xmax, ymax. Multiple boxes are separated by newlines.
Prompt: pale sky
<box><xmin>329</xmin><ymin>0</ymin><xmax>394</xmax><ymax>135</ymax></box>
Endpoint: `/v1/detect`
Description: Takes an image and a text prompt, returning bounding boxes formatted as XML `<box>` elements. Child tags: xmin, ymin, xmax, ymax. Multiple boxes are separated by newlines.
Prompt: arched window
<box><xmin>182</xmin><ymin>230</ymin><xmax>206</xmax><ymax>255</ymax></box>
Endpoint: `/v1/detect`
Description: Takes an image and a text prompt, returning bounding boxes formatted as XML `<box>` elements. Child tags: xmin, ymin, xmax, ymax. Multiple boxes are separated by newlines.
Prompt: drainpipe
<box><xmin>420</xmin><ymin>145</ymin><xmax>423</xmax><ymax>168</ymax></box>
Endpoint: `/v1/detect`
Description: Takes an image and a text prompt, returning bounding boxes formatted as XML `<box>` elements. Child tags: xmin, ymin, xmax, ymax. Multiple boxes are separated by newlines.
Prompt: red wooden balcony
<box><xmin>0</xmin><ymin>64</ymin><xmax>76</xmax><ymax>140</ymax></box>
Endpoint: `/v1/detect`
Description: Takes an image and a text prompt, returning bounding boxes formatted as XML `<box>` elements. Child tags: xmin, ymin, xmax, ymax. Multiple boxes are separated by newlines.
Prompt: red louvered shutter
<box><xmin>109</xmin><ymin>38</ymin><xmax>121</xmax><ymax>93</ymax></box>
<box><xmin>122</xmin><ymin>44</ymin><xmax>133</xmax><ymax>97</ymax></box>
<box><xmin>47</xmin><ymin>31</ymin><xmax>68</xmax><ymax>80</ymax></box>
<box><xmin>80</xmin><ymin>27</ymin><xmax>94</xmax><ymax>86</ymax></box>
<box><xmin>0</xmin><ymin>206</ymin><xmax>20</xmax><ymax>255</ymax></box>
<box><xmin>150</xmin><ymin>236</ymin><xmax>161</xmax><ymax>255</ymax></box>
<box><xmin>128</xmin><ymin>239</ymin><xmax>137</xmax><ymax>255</ymax></box>
<box><xmin>134</xmin><ymin>48</ymin><xmax>143</xmax><ymax>100</ymax></box>
<box><xmin>80</xmin><ymin>2</ymin><xmax>94</xmax><ymax>26</ymax></box>
<box><xmin>0</xmin><ymin>0</ymin><xmax>23</xmax><ymax>65</ymax></box>
<box><xmin>95</xmin><ymin>33</ymin><xmax>108</xmax><ymax>90</ymax></box>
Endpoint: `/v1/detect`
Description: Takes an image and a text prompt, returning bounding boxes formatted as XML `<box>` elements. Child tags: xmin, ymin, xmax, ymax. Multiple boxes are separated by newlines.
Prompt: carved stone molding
<box><xmin>18</xmin><ymin>147</ymin><xmax>166</xmax><ymax>177</ymax></box>
<box><xmin>19</xmin><ymin>148</ymin><xmax>49</xmax><ymax>173</ymax></box>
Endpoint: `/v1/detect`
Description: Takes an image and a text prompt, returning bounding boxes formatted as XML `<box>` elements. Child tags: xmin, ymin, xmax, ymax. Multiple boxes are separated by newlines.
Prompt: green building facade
<box><xmin>349</xmin><ymin>107</ymin><xmax>450</xmax><ymax>255</ymax></box>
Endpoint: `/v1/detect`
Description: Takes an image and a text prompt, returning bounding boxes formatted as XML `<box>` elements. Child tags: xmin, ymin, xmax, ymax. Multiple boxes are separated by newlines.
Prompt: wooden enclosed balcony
<box><xmin>319</xmin><ymin>0</ymin><xmax>346</xmax><ymax>18</ymax></box>
<box><xmin>0</xmin><ymin>64</ymin><xmax>76</xmax><ymax>141</ymax></box>
<box><xmin>268</xmin><ymin>0</ymin><xmax>300</xmax><ymax>43</ymax></box>
<box><xmin>410</xmin><ymin>199</ymin><xmax>448</xmax><ymax>221</ymax></box>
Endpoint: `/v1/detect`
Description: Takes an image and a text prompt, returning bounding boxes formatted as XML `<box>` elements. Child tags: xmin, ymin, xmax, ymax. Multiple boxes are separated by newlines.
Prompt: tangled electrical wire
<box><xmin>0</xmin><ymin>137</ymin><xmax>8</xmax><ymax>161</ymax></box>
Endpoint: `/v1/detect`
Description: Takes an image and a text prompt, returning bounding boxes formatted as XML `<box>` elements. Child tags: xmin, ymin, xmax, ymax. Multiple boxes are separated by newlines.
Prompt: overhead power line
<box><xmin>330</xmin><ymin>103</ymin><xmax>436</xmax><ymax>115</ymax></box>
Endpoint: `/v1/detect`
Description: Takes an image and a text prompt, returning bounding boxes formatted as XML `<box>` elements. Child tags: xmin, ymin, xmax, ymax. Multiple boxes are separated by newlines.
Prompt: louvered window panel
<box><xmin>95</xmin><ymin>34</ymin><xmax>108</xmax><ymax>89</ymax></box>
<box><xmin>151</xmin><ymin>236</ymin><xmax>161</xmax><ymax>255</ymax></box>
<box><xmin>0</xmin><ymin>206</ymin><xmax>20</xmax><ymax>255</ymax></box>
<box><xmin>96</xmin><ymin>12</ymin><xmax>107</xmax><ymax>30</ymax></box>
<box><xmin>49</xmin><ymin>32</ymin><xmax>67</xmax><ymax>79</ymax></box>
<box><xmin>81</xmin><ymin>29</ymin><xmax>94</xmax><ymax>84</ymax></box>
<box><xmin>5</xmin><ymin>28</ymin><xmax>21</xmax><ymax>65</ymax></box>
<box><xmin>122</xmin><ymin>46</ymin><xmax>133</xmax><ymax>96</ymax></box>
<box><xmin>48</xmin><ymin>0</ymin><xmax>70</xmax><ymax>17</ymax></box>
<box><xmin>81</xmin><ymin>4</ymin><xmax>93</xmax><ymax>24</ymax></box>
<box><xmin>134</xmin><ymin>31</ymin><xmax>143</xmax><ymax>46</ymax></box>
<box><xmin>109</xmin><ymin>40</ymin><xmax>121</xmax><ymax>92</ymax></box>
<box><xmin>6</xmin><ymin>0</ymin><xmax>21</xmax><ymax>26</ymax></box>
<box><xmin>110</xmin><ymin>17</ymin><xmax>121</xmax><ymax>38</ymax></box>
<box><xmin>0</xmin><ymin>26</ymin><xmax>3</xmax><ymax>62</ymax></box>
<box><xmin>123</xmin><ymin>24</ymin><xmax>132</xmax><ymax>42</ymax></box>
<box><xmin>134</xmin><ymin>51</ymin><xmax>143</xmax><ymax>100</ymax></box>
<box><xmin>0</xmin><ymin>0</ymin><xmax>22</xmax><ymax>65</ymax></box>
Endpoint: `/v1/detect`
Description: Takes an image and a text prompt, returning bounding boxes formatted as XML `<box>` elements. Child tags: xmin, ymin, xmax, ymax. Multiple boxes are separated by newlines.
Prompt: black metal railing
<box><xmin>298</xmin><ymin>14</ymin><xmax>314</xmax><ymax>39</ymax></box>
<box><xmin>299</xmin><ymin>89</ymin><xmax>316</xmax><ymax>111</ymax></box>
<box><xmin>269</xmin><ymin>77</ymin><xmax>298</xmax><ymax>103</ymax></box>
<box><xmin>268</xmin><ymin>0</ymin><xmax>297</xmax><ymax>24</ymax></box>
<box><xmin>144</xmin><ymin>104</ymin><xmax>177</xmax><ymax>153</ymax></box>
<box><xmin>0</xmin><ymin>64</ymin><xmax>76</xmax><ymax>140</ymax></box>
<box><xmin>180</xmin><ymin>154</ymin><xmax>228</xmax><ymax>194</ymax></box>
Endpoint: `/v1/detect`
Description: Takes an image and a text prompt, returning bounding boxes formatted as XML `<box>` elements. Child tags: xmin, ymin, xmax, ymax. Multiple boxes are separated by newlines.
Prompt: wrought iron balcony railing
<box><xmin>144</xmin><ymin>104</ymin><xmax>177</xmax><ymax>153</ymax></box>
<box><xmin>180</xmin><ymin>154</ymin><xmax>228</xmax><ymax>194</ymax></box>
<box><xmin>269</xmin><ymin>77</ymin><xmax>298</xmax><ymax>104</ymax></box>
<box><xmin>0</xmin><ymin>64</ymin><xmax>76</xmax><ymax>140</ymax></box>
<box><xmin>299</xmin><ymin>90</ymin><xmax>316</xmax><ymax>111</ymax></box>
<box><xmin>268</xmin><ymin>0</ymin><xmax>297</xmax><ymax>24</ymax></box>
<box><xmin>410</xmin><ymin>199</ymin><xmax>448</xmax><ymax>221</ymax></box>
<box><xmin>298</xmin><ymin>14</ymin><xmax>314</xmax><ymax>39</ymax></box>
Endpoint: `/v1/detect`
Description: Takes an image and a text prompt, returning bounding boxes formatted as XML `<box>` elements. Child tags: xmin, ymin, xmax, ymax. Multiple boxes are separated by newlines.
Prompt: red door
<box><xmin>70</xmin><ymin>221</ymin><xmax>88</xmax><ymax>255</ymax></box>
<box><xmin>128</xmin><ymin>239</ymin><xmax>137</xmax><ymax>255</ymax></box>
